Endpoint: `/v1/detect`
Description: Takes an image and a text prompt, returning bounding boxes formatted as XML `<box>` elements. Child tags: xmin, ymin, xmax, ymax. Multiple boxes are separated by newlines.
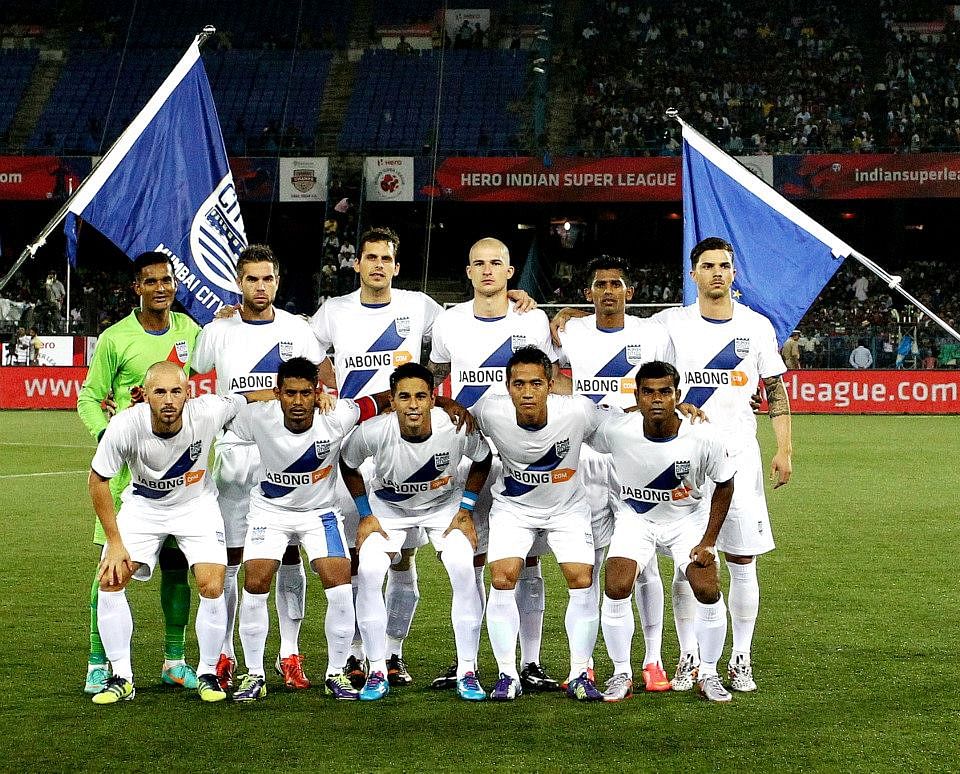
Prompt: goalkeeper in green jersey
<box><xmin>76</xmin><ymin>252</ymin><xmax>202</xmax><ymax>694</ymax></box>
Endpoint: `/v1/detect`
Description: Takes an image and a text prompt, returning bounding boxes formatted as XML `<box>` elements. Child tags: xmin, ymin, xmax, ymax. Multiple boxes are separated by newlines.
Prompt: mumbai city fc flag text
<box><xmin>65</xmin><ymin>37</ymin><xmax>245</xmax><ymax>324</ymax></box>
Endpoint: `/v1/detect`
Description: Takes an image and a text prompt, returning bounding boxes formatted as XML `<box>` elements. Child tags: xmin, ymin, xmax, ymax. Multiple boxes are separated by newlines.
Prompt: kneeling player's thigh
<box><xmin>486</xmin><ymin>512</ymin><xmax>536</xmax><ymax>564</ymax></box>
<box><xmin>300</xmin><ymin>513</ymin><xmax>350</xmax><ymax>564</ymax></box>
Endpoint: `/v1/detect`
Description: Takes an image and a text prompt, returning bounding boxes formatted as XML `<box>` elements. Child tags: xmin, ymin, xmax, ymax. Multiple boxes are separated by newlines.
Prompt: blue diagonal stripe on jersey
<box><xmin>375</xmin><ymin>455</ymin><xmax>446</xmax><ymax>502</ymax></box>
<box><xmin>682</xmin><ymin>339</ymin><xmax>744</xmax><ymax>408</ymax></box>
<box><xmin>369</xmin><ymin>320</ymin><xmax>404</xmax><ymax>352</ymax></box>
<box><xmin>584</xmin><ymin>394</ymin><xmax>605</xmax><ymax>403</ymax></box>
<box><xmin>481</xmin><ymin>337</ymin><xmax>516</xmax><ymax>367</ymax></box>
<box><xmin>132</xmin><ymin>446</ymin><xmax>196</xmax><ymax>499</ymax></box>
<box><xmin>249</xmin><ymin>344</ymin><xmax>283</xmax><ymax>375</ymax></box>
<box><xmin>503</xmin><ymin>443</ymin><xmax>565</xmax><ymax>498</ymax></box>
<box><xmin>455</xmin><ymin>384</ymin><xmax>490</xmax><ymax>408</ymax></box>
<box><xmin>624</xmin><ymin>463</ymin><xmax>683</xmax><ymax>514</ymax></box>
<box><xmin>340</xmin><ymin>369</ymin><xmax>377</xmax><ymax>399</ymax></box>
<box><xmin>596</xmin><ymin>347</ymin><xmax>633</xmax><ymax>378</ymax></box>
<box><xmin>261</xmin><ymin>443</ymin><xmax>325</xmax><ymax>499</ymax></box>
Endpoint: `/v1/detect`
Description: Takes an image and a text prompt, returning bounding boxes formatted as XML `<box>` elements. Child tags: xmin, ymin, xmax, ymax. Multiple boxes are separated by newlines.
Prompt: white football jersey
<box><xmin>92</xmin><ymin>394</ymin><xmax>245</xmax><ymax>508</ymax></box>
<box><xmin>227</xmin><ymin>399</ymin><xmax>364</xmax><ymax>511</ymax></box>
<box><xmin>590</xmin><ymin>413</ymin><xmax>736</xmax><ymax>523</ymax></box>
<box><xmin>558</xmin><ymin>314</ymin><xmax>673</xmax><ymax>408</ymax></box>
<box><xmin>430</xmin><ymin>303</ymin><xmax>558</xmax><ymax>408</ymax></box>
<box><xmin>310</xmin><ymin>289</ymin><xmax>442</xmax><ymax>398</ymax></box>
<box><xmin>193</xmin><ymin>309</ymin><xmax>323</xmax><ymax>394</ymax></box>
<box><xmin>341</xmin><ymin>408</ymin><xmax>490</xmax><ymax>512</ymax></box>
<box><xmin>472</xmin><ymin>393</ymin><xmax>601</xmax><ymax>518</ymax></box>
<box><xmin>652</xmin><ymin>303</ymin><xmax>785</xmax><ymax>451</ymax></box>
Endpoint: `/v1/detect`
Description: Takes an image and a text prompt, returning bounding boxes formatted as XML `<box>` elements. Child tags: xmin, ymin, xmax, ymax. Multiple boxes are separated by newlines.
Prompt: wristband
<box><xmin>460</xmin><ymin>491</ymin><xmax>479</xmax><ymax>512</ymax></box>
<box><xmin>353</xmin><ymin>494</ymin><xmax>372</xmax><ymax>517</ymax></box>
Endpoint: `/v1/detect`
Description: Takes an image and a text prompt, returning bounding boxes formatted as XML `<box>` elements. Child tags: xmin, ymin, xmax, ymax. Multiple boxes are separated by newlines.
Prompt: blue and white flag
<box><xmin>65</xmin><ymin>37</ymin><xmax>244</xmax><ymax>324</ymax></box>
<box><xmin>680</xmin><ymin>122</ymin><xmax>849</xmax><ymax>345</ymax></box>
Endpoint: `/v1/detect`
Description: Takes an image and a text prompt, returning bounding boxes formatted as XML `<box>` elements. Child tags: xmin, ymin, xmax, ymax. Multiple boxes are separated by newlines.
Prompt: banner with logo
<box><xmin>759</xmin><ymin>370</ymin><xmax>960</xmax><ymax>414</ymax></box>
<box><xmin>776</xmin><ymin>153</ymin><xmax>960</xmax><ymax>199</ymax></box>
<box><xmin>365</xmin><ymin>156</ymin><xmax>414</xmax><ymax>201</ymax></box>
<box><xmin>445</xmin><ymin>9</ymin><xmax>491</xmax><ymax>40</ymax></box>
<box><xmin>0</xmin><ymin>156</ymin><xmax>91</xmax><ymax>201</ymax></box>
<box><xmin>63</xmin><ymin>36</ymin><xmax>245</xmax><ymax>324</ymax></box>
<box><xmin>418</xmin><ymin>157</ymin><xmax>681</xmax><ymax>202</ymax></box>
<box><xmin>229</xmin><ymin>157</ymin><xmax>279</xmax><ymax>201</ymax></box>
<box><xmin>278</xmin><ymin>157</ymin><xmax>328</xmax><ymax>202</ymax></box>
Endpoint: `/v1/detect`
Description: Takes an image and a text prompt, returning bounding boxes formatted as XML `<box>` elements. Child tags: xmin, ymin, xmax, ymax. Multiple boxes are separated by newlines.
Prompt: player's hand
<box><xmin>436</xmin><ymin>397</ymin><xmax>475</xmax><ymax>434</ymax></box>
<box><xmin>549</xmin><ymin>307</ymin><xmax>586</xmax><ymax>346</ymax></box>
<box><xmin>98</xmin><ymin>542</ymin><xmax>134</xmax><ymax>587</ymax></box>
<box><xmin>355</xmin><ymin>515</ymin><xmax>388</xmax><ymax>550</ymax></box>
<box><xmin>214</xmin><ymin>303</ymin><xmax>241</xmax><ymax>320</ymax></box>
<box><xmin>314</xmin><ymin>390</ymin><xmax>336</xmax><ymax>414</ymax></box>
<box><xmin>128</xmin><ymin>385</ymin><xmax>145</xmax><ymax>406</ymax></box>
<box><xmin>689</xmin><ymin>541</ymin><xmax>717</xmax><ymax>568</ymax></box>
<box><xmin>770</xmin><ymin>451</ymin><xmax>792</xmax><ymax>488</ymax></box>
<box><xmin>101</xmin><ymin>391</ymin><xmax>118</xmax><ymax>419</ymax></box>
<box><xmin>506</xmin><ymin>289</ymin><xmax>537</xmax><ymax>314</ymax></box>
<box><xmin>749</xmin><ymin>388</ymin><xmax>762</xmax><ymax>413</ymax></box>
<box><xmin>677</xmin><ymin>402</ymin><xmax>708</xmax><ymax>423</ymax></box>
<box><xmin>443</xmin><ymin>509</ymin><xmax>478</xmax><ymax>551</ymax></box>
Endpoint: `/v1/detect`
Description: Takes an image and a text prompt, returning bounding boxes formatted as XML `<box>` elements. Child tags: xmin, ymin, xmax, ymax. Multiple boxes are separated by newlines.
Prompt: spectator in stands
<box><xmin>781</xmin><ymin>330</ymin><xmax>802</xmax><ymax>370</ymax></box>
<box><xmin>45</xmin><ymin>270</ymin><xmax>65</xmax><ymax>317</ymax></box>
<box><xmin>28</xmin><ymin>327</ymin><xmax>42</xmax><ymax>365</ymax></box>
<box><xmin>396</xmin><ymin>35</ymin><xmax>412</xmax><ymax>55</ymax></box>
<box><xmin>849</xmin><ymin>340</ymin><xmax>873</xmax><ymax>369</ymax></box>
<box><xmin>851</xmin><ymin>275</ymin><xmax>868</xmax><ymax>302</ymax></box>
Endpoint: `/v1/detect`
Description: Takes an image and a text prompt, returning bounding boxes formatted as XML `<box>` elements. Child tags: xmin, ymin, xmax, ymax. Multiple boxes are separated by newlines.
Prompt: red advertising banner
<box><xmin>776</xmin><ymin>153</ymin><xmax>960</xmax><ymax>199</ymax></box>
<box><xmin>763</xmin><ymin>370</ymin><xmax>960</xmax><ymax>414</ymax></box>
<box><xmin>0</xmin><ymin>156</ymin><xmax>92</xmax><ymax>200</ymax></box>
<box><xmin>421</xmin><ymin>156</ymin><xmax>681</xmax><ymax>202</ymax></box>
<box><xmin>1</xmin><ymin>368</ymin><xmax>217</xmax><ymax>410</ymax></box>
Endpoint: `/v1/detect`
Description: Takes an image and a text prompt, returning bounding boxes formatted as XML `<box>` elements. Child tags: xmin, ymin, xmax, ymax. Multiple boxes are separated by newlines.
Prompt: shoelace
<box><xmin>462</xmin><ymin>673</ymin><xmax>481</xmax><ymax>690</ymax></box>
<box><xmin>367</xmin><ymin>672</ymin><xmax>385</xmax><ymax>687</ymax></box>
<box><xmin>103</xmin><ymin>676</ymin><xmax>126</xmax><ymax>693</ymax></box>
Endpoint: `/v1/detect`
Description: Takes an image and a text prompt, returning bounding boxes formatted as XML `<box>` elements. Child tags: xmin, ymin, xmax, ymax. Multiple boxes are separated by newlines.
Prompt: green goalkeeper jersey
<box><xmin>76</xmin><ymin>309</ymin><xmax>201</xmax><ymax>442</ymax></box>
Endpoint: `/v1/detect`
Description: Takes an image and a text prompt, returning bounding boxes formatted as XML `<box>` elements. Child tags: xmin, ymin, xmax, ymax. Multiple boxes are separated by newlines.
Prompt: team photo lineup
<box><xmin>80</xmin><ymin>226</ymin><xmax>791</xmax><ymax>708</ymax></box>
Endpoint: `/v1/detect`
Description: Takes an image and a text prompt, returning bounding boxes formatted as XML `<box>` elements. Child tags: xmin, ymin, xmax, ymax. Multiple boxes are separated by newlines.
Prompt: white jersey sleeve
<box><xmin>340</xmin><ymin>414</ymin><xmax>375</xmax><ymax>470</ymax></box>
<box><xmin>309</xmin><ymin>300</ymin><xmax>334</xmax><ymax>353</ymax></box>
<box><xmin>191</xmin><ymin>325</ymin><xmax>218</xmax><ymax>374</ymax></box>
<box><xmin>91</xmin><ymin>410</ymin><xmax>136</xmax><ymax>479</ymax></box>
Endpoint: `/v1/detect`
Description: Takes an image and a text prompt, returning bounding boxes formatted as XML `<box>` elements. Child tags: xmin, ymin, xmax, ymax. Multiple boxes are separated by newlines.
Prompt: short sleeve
<box><xmin>203</xmin><ymin>393</ymin><xmax>246</xmax><ymax>429</ymax></box>
<box><xmin>90</xmin><ymin>414</ymin><xmax>131</xmax><ymax>479</ymax></box>
<box><xmin>333</xmin><ymin>398</ymin><xmax>362</xmax><ymax>436</ymax></box>
<box><xmin>341</xmin><ymin>420</ymin><xmax>373</xmax><ymax>469</ymax></box>
<box><xmin>227</xmin><ymin>401</ymin><xmax>259</xmax><ymax>441</ymax></box>
<box><xmin>756</xmin><ymin>315</ymin><xmax>787</xmax><ymax>379</ymax></box>
<box><xmin>297</xmin><ymin>320</ymin><xmax>325</xmax><ymax>364</ymax></box>
<box><xmin>531</xmin><ymin>310</ymin><xmax>560</xmax><ymax>362</ymax></box>
<box><xmin>191</xmin><ymin>325</ymin><xmax>217</xmax><ymax>374</ymax></box>
<box><xmin>702</xmin><ymin>429</ymin><xmax>736</xmax><ymax>484</ymax></box>
<box><xmin>422</xmin><ymin>295</ymin><xmax>444</xmax><ymax>343</ymax></box>
<box><xmin>429</xmin><ymin>313</ymin><xmax>450</xmax><ymax>364</ymax></box>
<box><xmin>309</xmin><ymin>302</ymin><xmax>334</xmax><ymax>352</ymax></box>
<box><xmin>464</xmin><ymin>431</ymin><xmax>491</xmax><ymax>462</ymax></box>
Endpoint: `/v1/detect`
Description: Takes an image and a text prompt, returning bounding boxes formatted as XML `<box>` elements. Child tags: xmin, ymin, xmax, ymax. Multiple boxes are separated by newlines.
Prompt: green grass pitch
<box><xmin>1</xmin><ymin>410</ymin><xmax>958</xmax><ymax>772</ymax></box>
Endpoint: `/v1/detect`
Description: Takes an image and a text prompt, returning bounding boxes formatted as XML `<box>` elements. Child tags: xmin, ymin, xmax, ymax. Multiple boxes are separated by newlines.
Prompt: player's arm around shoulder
<box><xmin>763</xmin><ymin>374</ymin><xmax>792</xmax><ymax>488</ymax></box>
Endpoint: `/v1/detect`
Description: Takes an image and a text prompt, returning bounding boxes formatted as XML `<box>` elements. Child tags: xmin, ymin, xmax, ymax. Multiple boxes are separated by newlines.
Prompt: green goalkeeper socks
<box><xmin>88</xmin><ymin>572</ymin><xmax>107</xmax><ymax>666</ymax></box>
<box><xmin>160</xmin><ymin>567</ymin><xmax>191</xmax><ymax>661</ymax></box>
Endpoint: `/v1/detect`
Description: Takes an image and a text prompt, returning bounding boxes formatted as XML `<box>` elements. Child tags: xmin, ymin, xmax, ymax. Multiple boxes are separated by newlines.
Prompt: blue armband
<box><xmin>460</xmin><ymin>491</ymin><xmax>479</xmax><ymax>512</ymax></box>
<box><xmin>353</xmin><ymin>494</ymin><xmax>372</xmax><ymax>517</ymax></box>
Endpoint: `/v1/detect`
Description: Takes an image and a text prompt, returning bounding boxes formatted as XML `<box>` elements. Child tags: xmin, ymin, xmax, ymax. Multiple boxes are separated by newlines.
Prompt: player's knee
<box><xmin>490</xmin><ymin>565</ymin><xmax>519</xmax><ymax>590</ymax></box>
<box><xmin>566</xmin><ymin>569</ymin><xmax>593</xmax><ymax>590</ymax></box>
<box><xmin>195</xmin><ymin>569</ymin><xmax>225</xmax><ymax>599</ymax></box>
<box><xmin>242</xmin><ymin>563</ymin><xmax>275</xmax><ymax>595</ymax></box>
<box><xmin>686</xmin><ymin>565</ymin><xmax>720</xmax><ymax>604</ymax></box>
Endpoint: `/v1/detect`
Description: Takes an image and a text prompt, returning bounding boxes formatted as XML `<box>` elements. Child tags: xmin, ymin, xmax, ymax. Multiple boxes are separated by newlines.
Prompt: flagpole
<box><xmin>0</xmin><ymin>25</ymin><xmax>218</xmax><ymax>293</ymax></box>
<box><xmin>666</xmin><ymin>109</ymin><xmax>960</xmax><ymax>344</ymax></box>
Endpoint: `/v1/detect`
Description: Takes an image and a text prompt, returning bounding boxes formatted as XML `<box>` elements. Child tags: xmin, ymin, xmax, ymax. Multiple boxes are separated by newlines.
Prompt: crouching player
<box><xmin>592</xmin><ymin>361</ymin><xmax>737</xmax><ymax>703</ymax></box>
<box><xmin>340</xmin><ymin>363</ymin><xmax>492</xmax><ymax>701</ymax></box>
<box><xmin>227</xmin><ymin>357</ymin><xmax>391</xmax><ymax>702</ymax></box>
<box><xmin>88</xmin><ymin>361</ymin><xmax>272</xmax><ymax>705</ymax></box>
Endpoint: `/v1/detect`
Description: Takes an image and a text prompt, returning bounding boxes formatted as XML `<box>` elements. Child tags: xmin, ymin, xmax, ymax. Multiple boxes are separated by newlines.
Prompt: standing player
<box><xmin>191</xmin><ymin>244</ymin><xmax>323</xmax><ymax>691</ymax></box>
<box><xmin>554</xmin><ymin>255</ymin><xmax>688</xmax><ymax>693</ymax></box>
<box><xmin>226</xmin><ymin>357</ymin><xmax>389</xmax><ymax>702</ymax></box>
<box><xmin>652</xmin><ymin>237</ymin><xmax>792</xmax><ymax>692</ymax></box>
<box><xmin>429</xmin><ymin>237</ymin><xmax>561</xmax><ymax>693</ymax></box>
<box><xmin>472</xmin><ymin>347</ymin><xmax>604</xmax><ymax>701</ymax></box>
<box><xmin>590</xmin><ymin>361</ymin><xmax>736</xmax><ymax>703</ymax></box>
<box><xmin>88</xmin><ymin>362</ymin><xmax>270</xmax><ymax>704</ymax></box>
<box><xmin>76</xmin><ymin>251</ymin><xmax>200</xmax><ymax>695</ymax></box>
<box><xmin>341</xmin><ymin>363</ymin><xmax>492</xmax><ymax>701</ymax></box>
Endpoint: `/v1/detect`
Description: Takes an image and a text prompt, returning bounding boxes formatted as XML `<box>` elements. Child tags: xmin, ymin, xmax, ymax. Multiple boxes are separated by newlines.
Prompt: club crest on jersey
<box><xmin>626</xmin><ymin>344</ymin><xmax>643</xmax><ymax>364</ymax></box>
<box><xmin>735</xmin><ymin>338</ymin><xmax>751</xmax><ymax>358</ymax></box>
<box><xmin>674</xmin><ymin>460</ymin><xmax>691</xmax><ymax>478</ymax></box>
<box><xmin>174</xmin><ymin>340</ymin><xmax>189</xmax><ymax>364</ymax></box>
<box><xmin>395</xmin><ymin>316</ymin><xmax>411</xmax><ymax>337</ymax></box>
<box><xmin>188</xmin><ymin>441</ymin><xmax>203</xmax><ymax>461</ymax></box>
<box><xmin>315</xmin><ymin>440</ymin><xmax>331</xmax><ymax>458</ymax></box>
<box><xmin>434</xmin><ymin>451</ymin><xmax>450</xmax><ymax>470</ymax></box>
<box><xmin>555</xmin><ymin>438</ymin><xmax>570</xmax><ymax>458</ymax></box>
<box><xmin>279</xmin><ymin>341</ymin><xmax>294</xmax><ymax>361</ymax></box>
<box><xmin>510</xmin><ymin>334</ymin><xmax>528</xmax><ymax>352</ymax></box>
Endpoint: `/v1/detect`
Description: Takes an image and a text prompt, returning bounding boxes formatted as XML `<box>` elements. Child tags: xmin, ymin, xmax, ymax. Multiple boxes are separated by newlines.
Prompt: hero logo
<box><xmin>189</xmin><ymin>174</ymin><xmax>247</xmax><ymax>294</ymax></box>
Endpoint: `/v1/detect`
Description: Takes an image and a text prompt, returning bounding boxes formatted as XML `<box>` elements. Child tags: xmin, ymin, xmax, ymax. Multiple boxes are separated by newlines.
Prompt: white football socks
<box><xmin>385</xmin><ymin>564</ymin><xmax>419</xmax><ymax>658</ymax></box>
<box><xmin>695</xmin><ymin>594</ymin><xmax>727</xmax><ymax>678</ymax></box>
<box><xmin>727</xmin><ymin>560</ymin><xmax>759</xmax><ymax>660</ymax></box>
<box><xmin>222</xmin><ymin>564</ymin><xmax>240</xmax><ymax>660</ymax></box>
<box><xmin>195</xmin><ymin>594</ymin><xmax>227</xmax><ymax>676</ymax></box>
<box><xmin>97</xmin><ymin>589</ymin><xmax>133</xmax><ymax>681</ymax></box>
<box><xmin>565</xmin><ymin>586</ymin><xmax>599</xmax><ymax>681</ymax></box>
<box><xmin>355</xmin><ymin>534</ymin><xmax>391</xmax><ymax>677</ymax></box>
<box><xmin>486</xmin><ymin>586</ymin><xmax>521</xmax><ymax>680</ymax></box>
<box><xmin>324</xmin><ymin>583</ymin><xmax>354</xmax><ymax>676</ymax></box>
<box><xmin>635</xmin><ymin>556</ymin><xmax>664</xmax><ymax>666</ymax></box>
<box><xmin>516</xmin><ymin>562</ymin><xmax>544</xmax><ymax>666</ymax></box>
<box><xmin>441</xmin><ymin>530</ymin><xmax>482</xmax><ymax>678</ymax></box>
<box><xmin>276</xmin><ymin>560</ymin><xmax>306</xmax><ymax>659</ymax></box>
<box><xmin>238</xmin><ymin>590</ymin><xmax>269</xmax><ymax>676</ymax></box>
<box><xmin>601</xmin><ymin>594</ymin><xmax>634</xmax><ymax>677</ymax></box>
<box><xmin>672</xmin><ymin>570</ymin><xmax>699</xmax><ymax>660</ymax></box>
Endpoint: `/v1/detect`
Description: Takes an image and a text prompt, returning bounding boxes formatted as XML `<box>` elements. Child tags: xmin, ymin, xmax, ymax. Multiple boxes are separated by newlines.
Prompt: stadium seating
<box><xmin>0</xmin><ymin>50</ymin><xmax>38</xmax><ymax>140</ymax></box>
<box><xmin>339</xmin><ymin>48</ymin><xmax>528</xmax><ymax>154</ymax></box>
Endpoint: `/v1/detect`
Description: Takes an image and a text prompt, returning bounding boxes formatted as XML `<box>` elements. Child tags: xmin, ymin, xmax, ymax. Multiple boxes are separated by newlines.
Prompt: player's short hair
<box><xmin>236</xmin><ymin>244</ymin><xmax>279</xmax><ymax>276</ymax></box>
<box><xmin>506</xmin><ymin>345</ymin><xmax>553</xmax><ymax>381</ymax></box>
<box><xmin>277</xmin><ymin>357</ymin><xmax>319</xmax><ymax>387</ymax></box>
<box><xmin>132</xmin><ymin>251</ymin><xmax>174</xmax><ymax>280</ymax></box>
<box><xmin>637</xmin><ymin>360</ymin><xmax>680</xmax><ymax>389</ymax></box>
<box><xmin>690</xmin><ymin>237</ymin><xmax>734</xmax><ymax>268</ymax></box>
<box><xmin>585</xmin><ymin>255</ymin><xmax>633</xmax><ymax>287</ymax></box>
<box><xmin>358</xmin><ymin>226</ymin><xmax>400</xmax><ymax>256</ymax></box>
<box><xmin>389</xmin><ymin>362</ymin><xmax>435</xmax><ymax>394</ymax></box>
